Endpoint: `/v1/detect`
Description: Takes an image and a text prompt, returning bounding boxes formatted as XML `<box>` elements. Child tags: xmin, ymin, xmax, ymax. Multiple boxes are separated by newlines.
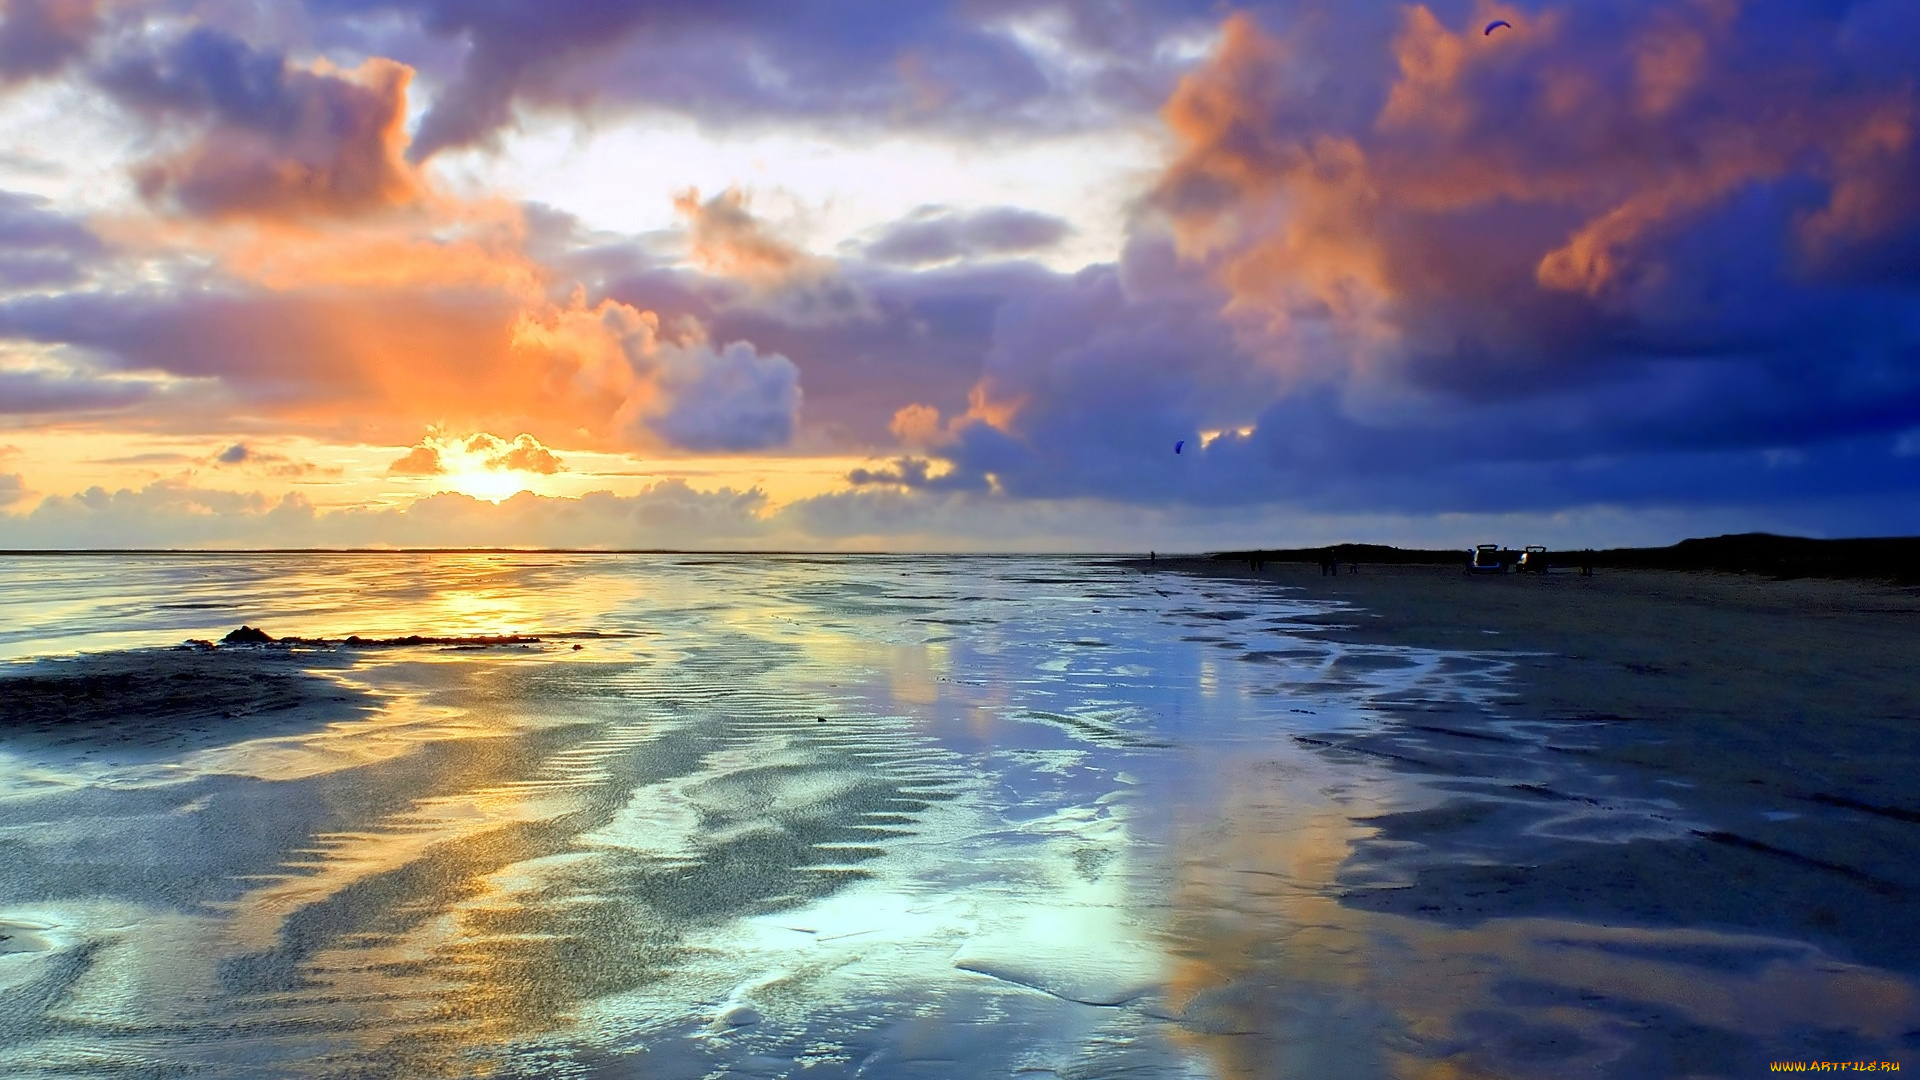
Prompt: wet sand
<box><xmin>3</xmin><ymin>552</ymin><xmax>1915</xmax><ymax>1077</ymax></box>
<box><xmin>1147</xmin><ymin>558</ymin><xmax>1920</xmax><ymax>979</ymax></box>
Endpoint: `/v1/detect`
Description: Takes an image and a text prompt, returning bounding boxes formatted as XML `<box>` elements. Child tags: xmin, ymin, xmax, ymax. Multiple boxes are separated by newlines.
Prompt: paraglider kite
<box><xmin>1483</xmin><ymin>19</ymin><xmax>1512</xmax><ymax>35</ymax></box>
<box><xmin>1174</xmin><ymin>440</ymin><xmax>1185</xmax><ymax>455</ymax></box>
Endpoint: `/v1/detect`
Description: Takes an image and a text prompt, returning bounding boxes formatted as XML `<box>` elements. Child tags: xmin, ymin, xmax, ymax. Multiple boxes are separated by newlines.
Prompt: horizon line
<box><xmin>1</xmin><ymin>532</ymin><xmax>1910</xmax><ymax>558</ymax></box>
<box><xmin>0</xmin><ymin>547</ymin><xmax>1151</xmax><ymax>557</ymax></box>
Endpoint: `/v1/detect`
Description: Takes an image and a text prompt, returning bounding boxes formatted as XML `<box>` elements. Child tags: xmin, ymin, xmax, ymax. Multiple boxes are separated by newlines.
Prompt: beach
<box><xmin>0</xmin><ymin>552</ymin><xmax>1915</xmax><ymax>1077</ymax></box>
<box><xmin>1153</xmin><ymin>559</ymin><xmax>1920</xmax><ymax>971</ymax></box>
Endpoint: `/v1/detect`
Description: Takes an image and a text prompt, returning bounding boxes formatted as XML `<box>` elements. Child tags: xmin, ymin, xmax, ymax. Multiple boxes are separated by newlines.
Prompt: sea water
<box><xmin>0</xmin><ymin>554</ymin><xmax>1910</xmax><ymax>1078</ymax></box>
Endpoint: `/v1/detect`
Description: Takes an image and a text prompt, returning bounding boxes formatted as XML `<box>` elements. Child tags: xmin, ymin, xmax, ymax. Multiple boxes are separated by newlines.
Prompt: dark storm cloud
<box><xmin>862</xmin><ymin>206</ymin><xmax>1072</xmax><ymax>267</ymax></box>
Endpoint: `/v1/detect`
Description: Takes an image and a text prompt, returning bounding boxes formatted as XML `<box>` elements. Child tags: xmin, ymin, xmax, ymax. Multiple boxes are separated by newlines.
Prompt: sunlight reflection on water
<box><xmin>0</xmin><ymin>554</ymin><xmax>1911</xmax><ymax>1078</ymax></box>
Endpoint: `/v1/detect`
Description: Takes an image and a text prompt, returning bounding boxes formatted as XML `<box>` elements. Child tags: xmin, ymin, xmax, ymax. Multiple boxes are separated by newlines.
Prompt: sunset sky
<box><xmin>0</xmin><ymin>0</ymin><xmax>1916</xmax><ymax>550</ymax></box>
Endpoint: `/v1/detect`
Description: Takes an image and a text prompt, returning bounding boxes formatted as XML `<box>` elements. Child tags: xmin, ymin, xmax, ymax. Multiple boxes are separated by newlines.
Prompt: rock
<box><xmin>221</xmin><ymin>626</ymin><xmax>274</xmax><ymax>645</ymax></box>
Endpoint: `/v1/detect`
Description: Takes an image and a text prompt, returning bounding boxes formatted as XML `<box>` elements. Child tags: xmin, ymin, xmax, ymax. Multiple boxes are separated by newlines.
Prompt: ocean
<box><xmin>0</xmin><ymin>553</ymin><xmax>1909</xmax><ymax>1077</ymax></box>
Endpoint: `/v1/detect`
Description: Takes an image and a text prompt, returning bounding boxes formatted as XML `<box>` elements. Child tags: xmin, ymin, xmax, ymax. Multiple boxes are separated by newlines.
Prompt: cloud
<box><xmin>5</xmin><ymin>2</ymin><xmax>1916</xmax><ymax>543</ymax></box>
<box><xmin>2</xmin><ymin>479</ymin><xmax>316</xmax><ymax>548</ymax></box>
<box><xmin>0</xmin><ymin>191</ymin><xmax>104</xmax><ymax>253</ymax></box>
<box><xmin>0</xmin><ymin>267</ymin><xmax>811</xmax><ymax>452</ymax></box>
<box><xmin>2</xmin><ymin>467</ymin><xmax>1915</xmax><ymax>551</ymax></box>
<box><xmin>100</xmin><ymin>28</ymin><xmax>423</xmax><ymax>220</ymax></box>
<box><xmin>0</xmin><ymin>286</ymin><xmax>518</xmax><ymax>436</ymax></box>
<box><xmin>640</xmin><ymin>258</ymin><xmax>1055</xmax><ymax>451</ymax></box>
<box><xmin>0</xmin><ymin>367</ymin><xmax>156</xmax><ymax>414</ymax></box>
<box><xmin>0</xmin><ymin>476</ymin><xmax>774</xmax><ymax>549</ymax></box>
<box><xmin>641</xmin><ymin>338</ymin><xmax>802</xmax><ymax>452</ymax></box>
<box><xmin>1149</xmin><ymin>7</ymin><xmax>1920</xmax><ymax>392</ymax></box>
<box><xmin>861</xmin><ymin>205</ymin><xmax>1072</xmax><ymax>266</ymax></box>
<box><xmin>507</xmin><ymin>293</ymin><xmax>804</xmax><ymax>452</ymax></box>
<box><xmin>388</xmin><ymin>430</ymin><xmax>566</xmax><ymax>477</ymax></box>
<box><xmin>295</xmin><ymin>0</ymin><xmax>1209</xmax><ymax>157</ymax></box>
<box><xmin>669</xmin><ymin>188</ymin><xmax>879</xmax><ymax>322</ymax></box>
<box><xmin>824</xmin><ymin>2</ymin><xmax>1904</xmax><ymax>519</ymax></box>
<box><xmin>0</xmin><ymin>0</ymin><xmax>99</xmax><ymax>85</ymax></box>
<box><xmin>846</xmin><ymin>455</ymin><xmax>985</xmax><ymax>493</ymax></box>
<box><xmin>675</xmin><ymin>188</ymin><xmax>810</xmax><ymax>281</ymax></box>
<box><xmin>0</xmin><ymin>472</ymin><xmax>24</xmax><ymax>506</ymax></box>
<box><xmin>483</xmin><ymin>433</ymin><xmax>564</xmax><ymax>474</ymax></box>
<box><xmin>0</xmin><ymin>190</ymin><xmax>107</xmax><ymax>290</ymax></box>
<box><xmin>87</xmin><ymin>452</ymin><xmax>197</xmax><ymax>465</ymax></box>
<box><xmin>387</xmin><ymin>443</ymin><xmax>443</xmax><ymax>475</ymax></box>
<box><xmin>207</xmin><ymin>442</ymin><xmax>340</xmax><ymax>477</ymax></box>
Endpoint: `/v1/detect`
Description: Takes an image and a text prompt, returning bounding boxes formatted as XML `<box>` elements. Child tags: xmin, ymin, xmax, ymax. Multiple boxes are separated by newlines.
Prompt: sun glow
<box><xmin>388</xmin><ymin>431</ymin><xmax>566</xmax><ymax>503</ymax></box>
<box><xmin>443</xmin><ymin>468</ymin><xmax>532</xmax><ymax>503</ymax></box>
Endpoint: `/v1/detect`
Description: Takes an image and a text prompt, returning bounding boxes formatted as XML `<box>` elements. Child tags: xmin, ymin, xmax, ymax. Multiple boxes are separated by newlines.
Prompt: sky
<box><xmin>0</xmin><ymin>0</ymin><xmax>1916</xmax><ymax>551</ymax></box>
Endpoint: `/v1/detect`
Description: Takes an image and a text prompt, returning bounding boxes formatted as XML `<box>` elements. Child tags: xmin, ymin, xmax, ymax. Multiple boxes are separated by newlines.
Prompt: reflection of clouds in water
<box><xmin>564</xmin><ymin>763</ymin><xmax>1173</xmax><ymax>1076</ymax></box>
<box><xmin>1</xmin><ymin>555</ymin><xmax>1913</xmax><ymax>1076</ymax></box>
<box><xmin>1162</xmin><ymin>750</ymin><xmax>1920</xmax><ymax>1079</ymax></box>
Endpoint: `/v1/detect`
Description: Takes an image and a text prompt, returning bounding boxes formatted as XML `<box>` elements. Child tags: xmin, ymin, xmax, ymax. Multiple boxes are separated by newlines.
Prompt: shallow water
<box><xmin>0</xmin><ymin>554</ymin><xmax>1910</xmax><ymax>1078</ymax></box>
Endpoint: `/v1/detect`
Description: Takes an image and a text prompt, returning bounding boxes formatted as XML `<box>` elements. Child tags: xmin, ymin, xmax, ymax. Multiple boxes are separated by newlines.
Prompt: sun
<box><xmin>444</xmin><ymin>468</ymin><xmax>531</xmax><ymax>503</ymax></box>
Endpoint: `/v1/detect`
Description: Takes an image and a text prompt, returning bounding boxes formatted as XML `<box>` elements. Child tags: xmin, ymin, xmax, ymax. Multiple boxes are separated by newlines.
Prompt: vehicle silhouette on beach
<box><xmin>1467</xmin><ymin>544</ymin><xmax>1507</xmax><ymax>573</ymax></box>
<box><xmin>1516</xmin><ymin>545</ymin><xmax>1549</xmax><ymax>573</ymax></box>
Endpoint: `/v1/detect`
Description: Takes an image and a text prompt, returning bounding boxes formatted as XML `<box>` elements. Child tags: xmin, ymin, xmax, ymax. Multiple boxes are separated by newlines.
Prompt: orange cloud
<box><xmin>673</xmin><ymin>187</ymin><xmax>826</xmax><ymax>284</ymax></box>
<box><xmin>889</xmin><ymin>403</ymin><xmax>946</xmax><ymax>447</ymax></box>
<box><xmin>387</xmin><ymin>443</ymin><xmax>444</xmax><ymax>475</ymax></box>
<box><xmin>1151</xmin><ymin>4</ymin><xmax>1920</xmax><ymax>356</ymax></box>
<box><xmin>882</xmin><ymin>385</ymin><xmax>1027</xmax><ymax>450</ymax></box>
<box><xmin>389</xmin><ymin>431</ymin><xmax>565</xmax><ymax>477</ymax></box>
<box><xmin>1798</xmin><ymin>96</ymin><xmax>1920</xmax><ymax>260</ymax></box>
<box><xmin>491</xmin><ymin>435</ymin><xmax>564</xmax><ymax>474</ymax></box>
<box><xmin>1156</xmin><ymin>15</ymin><xmax>1394</xmax><ymax>345</ymax></box>
<box><xmin>509</xmin><ymin>292</ymin><xmax>658</xmax><ymax>417</ymax></box>
<box><xmin>465</xmin><ymin>432</ymin><xmax>566</xmax><ymax>474</ymax></box>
